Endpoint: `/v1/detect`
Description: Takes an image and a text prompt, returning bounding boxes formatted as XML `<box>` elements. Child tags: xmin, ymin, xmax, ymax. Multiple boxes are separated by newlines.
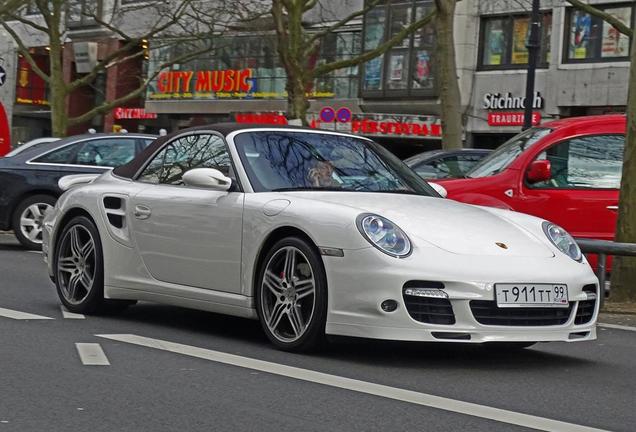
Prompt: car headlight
<box><xmin>542</xmin><ymin>221</ymin><xmax>582</xmax><ymax>262</ymax></box>
<box><xmin>356</xmin><ymin>213</ymin><xmax>411</xmax><ymax>258</ymax></box>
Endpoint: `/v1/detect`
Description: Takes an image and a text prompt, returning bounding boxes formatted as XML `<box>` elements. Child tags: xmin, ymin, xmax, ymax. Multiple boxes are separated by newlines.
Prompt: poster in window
<box><xmin>413</xmin><ymin>50</ymin><xmax>433</xmax><ymax>89</ymax></box>
<box><xmin>511</xmin><ymin>18</ymin><xmax>529</xmax><ymax>64</ymax></box>
<box><xmin>570</xmin><ymin>11</ymin><xmax>591</xmax><ymax>59</ymax></box>
<box><xmin>601</xmin><ymin>7</ymin><xmax>631</xmax><ymax>58</ymax></box>
<box><xmin>486</xmin><ymin>26</ymin><xmax>504</xmax><ymax>65</ymax></box>
<box><xmin>365</xmin><ymin>10</ymin><xmax>385</xmax><ymax>50</ymax></box>
<box><xmin>389</xmin><ymin>54</ymin><xmax>404</xmax><ymax>80</ymax></box>
<box><xmin>364</xmin><ymin>56</ymin><xmax>383</xmax><ymax>90</ymax></box>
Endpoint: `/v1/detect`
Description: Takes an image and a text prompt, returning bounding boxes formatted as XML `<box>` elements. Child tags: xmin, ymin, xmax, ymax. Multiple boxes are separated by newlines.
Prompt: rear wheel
<box><xmin>12</xmin><ymin>194</ymin><xmax>56</xmax><ymax>250</ymax></box>
<box><xmin>54</xmin><ymin>216</ymin><xmax>105</xmax><ymax>314</ymax></box>
<box><xmin>256</xmin><ymin>237</ymin><xmax>327</xmax><ymax>352</ymax></box>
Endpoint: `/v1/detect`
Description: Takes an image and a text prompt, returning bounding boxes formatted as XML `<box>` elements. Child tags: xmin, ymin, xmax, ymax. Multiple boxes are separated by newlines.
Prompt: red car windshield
<box><xmin>467</xmin><ymin>128</ymin><xmax>552</xmax><ymax>178</ymax></box>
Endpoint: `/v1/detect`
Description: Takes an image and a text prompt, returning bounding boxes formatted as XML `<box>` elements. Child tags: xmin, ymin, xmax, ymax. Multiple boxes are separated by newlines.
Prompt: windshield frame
<box><xmin>466</xmin><ymin>127</ymin><xmax>553</xmax><ymax>178</ymax></box>
<box><xmin>229</xmin><ymin>128</ymin><xmax>440</xmax><ymax>197</ymax></box>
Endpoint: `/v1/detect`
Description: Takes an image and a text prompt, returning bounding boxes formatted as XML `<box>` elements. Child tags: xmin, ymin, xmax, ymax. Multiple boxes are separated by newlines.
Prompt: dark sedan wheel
<box><xmin>54</xmin><ymin>216</ymin><xmax>105</xmax><ymax>314</ymax></box>
<box><xmin>12</xmin><ymin>194</ymin><xmax>56</xmax><ymax>250</ymax></box>
<box><xmin>256</xmin><ymin>237</ymin><xmax>327</xmax><ymax>352</ymax></box>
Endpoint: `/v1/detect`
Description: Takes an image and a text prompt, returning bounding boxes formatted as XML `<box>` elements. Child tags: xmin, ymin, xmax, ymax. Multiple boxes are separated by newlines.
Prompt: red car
<box><xmin>435</xmin><ymin>114</ymin><xmax>625</xmax><ymax>244</ymax></box>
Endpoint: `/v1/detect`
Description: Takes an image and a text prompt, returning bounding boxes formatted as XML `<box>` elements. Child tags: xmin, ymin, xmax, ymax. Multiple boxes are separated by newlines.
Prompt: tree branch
<box><xmin>305</xmin><ymin>0</ymin><xmax>381</xmax><ymax>49</ymax></box>
<box><xmin>0</xmin><ymin>21</ymin><xmax>50</xmax><ymax>83</ymax></box>
<box><xmin>313</xmin><ymin>8</ymin><xmax>437</xmax><ymax>77</ymax></box>
<box><xmin>566</xmin><ymin>0</ymin><xmax>633</xmax><ymax>38</ymax></box>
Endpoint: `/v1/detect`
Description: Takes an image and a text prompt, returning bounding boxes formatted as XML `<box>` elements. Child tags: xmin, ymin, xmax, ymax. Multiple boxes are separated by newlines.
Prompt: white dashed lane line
<box><xmin>75</xmin><ymin>343</ymin><xmax>110</xmax><ymax>366</ymax></box>
<box><xmin>0</xmin><ymin>307</ymin><xmax>54</xmax><ymax>320</ymax></box>
<box><xmin>598</xmin><ymin>323</ymin><xmax>636</xmax><ymax>333</ymax></box>
<box><xmin>61</xmin><ymin>306</ymin><xmax>85</xmax><ymax>319</ymax></box>
<box><xmin>97</xmin><ymin>334</ymin><xmax>610</xmax><ymax>432</ymax></box>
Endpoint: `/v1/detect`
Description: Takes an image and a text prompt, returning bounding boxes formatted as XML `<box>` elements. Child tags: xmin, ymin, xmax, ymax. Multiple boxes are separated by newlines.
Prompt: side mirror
<box><xmin>429</xmin><ymin>182</ymin><xmax>448</xmax><ymax>198</ymax></box>
<box><xmin>526</xmin><ymin>160</ymin><xmax>551</xmax><ymax>184</ymax></box>
<box><xmin>182</xmin><ymin>168</ymin><xmax>232</xmax><ymax>191</ymax></box>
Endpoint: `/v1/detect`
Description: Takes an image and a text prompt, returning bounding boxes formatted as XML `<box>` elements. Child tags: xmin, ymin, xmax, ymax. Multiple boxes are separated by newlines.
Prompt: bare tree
<box><xmin>434</xmin><ymin>0</ymin><xmax>461</xmax><ymax>149</ymax></box>
<box><xmin>566</xmin><ymin>0</ymin><xmax>635</xmax><ymax>302</ymax></box>
<box><xmin>0</xmin><ymin>0</ymin><xmax>260</xmax><ymax>136</ymax></box>
<box><xmin>271</xmin><ymin>0</ymin><xmax>436</xmax><ymax>126</ymax></box>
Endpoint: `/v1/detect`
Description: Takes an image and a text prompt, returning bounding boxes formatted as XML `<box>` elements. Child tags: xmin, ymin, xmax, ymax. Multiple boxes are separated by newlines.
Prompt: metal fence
<box><xmin>576</xmin><ymin>238</ymin><xmax>636</xmax><ymax>308</ymax></box>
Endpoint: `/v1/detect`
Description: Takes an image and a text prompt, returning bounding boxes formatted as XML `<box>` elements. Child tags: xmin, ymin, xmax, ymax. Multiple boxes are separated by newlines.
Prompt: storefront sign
<box><xmin>74</xmin><ymin>42</ymin><xmax>98</xmax><ymax>74</ymax></box>
<box><xmin>233</xmin><ymin>112</ymin><xmax>442</xmax><ymax>139</ymax></box>
<box><xmin>148</xmin><ymin>68</ymin><xmax>335</xmax><ymax>101</ymax></box>
<box><xmin>113</xmin><ymin>107</ymin><xmax>158</xmax><ymax>120</ymax></box>
<box><xmin>483</xmin><ymin>92</ymin><xmax>543</xmax><ymax>110</ymax></box>
<box><xmin>487</xmin><ymin>111</ymin><xmax>541</xmax><ymax>127</ymax></box>
<box><xmin>0</xmin><ymin>101</ymin><xmax>10</xmax><ymax>156</ymax></box>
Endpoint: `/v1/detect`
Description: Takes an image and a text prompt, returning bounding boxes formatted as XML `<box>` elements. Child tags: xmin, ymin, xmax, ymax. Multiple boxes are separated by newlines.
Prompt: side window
<box><xmin>530</xmin><ymin>135</ymin><xmax>624</xmax><ymax>189</ymax></box>
<box><xmin>32</xmin><ymin>143</ymin><xmax>82</xmax><ymax>164</ymax></box>
<box><xmin>455</xmin><ymin>154</ymin><xmax>486</xmax><ymax>174</ymax></box>
<box><xmin>76</xmin><ymin>139</ymin><xmax>137</xmax><ymax>167</ymax></box>
<box><xmin>138</xmin><ymin>134</ymin><xmax>231</xmax><ymax>185</ymax></box>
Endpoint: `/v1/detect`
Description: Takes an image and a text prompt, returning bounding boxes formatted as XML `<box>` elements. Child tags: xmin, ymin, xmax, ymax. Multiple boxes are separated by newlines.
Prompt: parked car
<box><xmin>5</xmin><ymin>137</ymin><xmax>60</xmax><ymax>157</ymax></box>
<box><xmin>0</xmin><ymin>133</ymin><xmax>155</xmax><ymax>249</ymax></box>
<box><xmin>43</xmin><ymin>125</ymin><xmax>598</xmax><ymax>352</ymax></box>
<box><xmin>434</xmin><ymin>115</ymin><xmax>625</xmax><ymax>245</ymax></box>
<box><xmin>404</xmin><ymin>149</ymin><xmax>491</xmax><ymax>179</ymax></box>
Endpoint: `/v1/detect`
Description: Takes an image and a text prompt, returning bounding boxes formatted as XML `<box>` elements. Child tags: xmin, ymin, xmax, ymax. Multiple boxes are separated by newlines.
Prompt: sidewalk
<box><xmin>600</xmin><ymin>302</ymin><xmax>636</xmax><ymax>328</ymax></box>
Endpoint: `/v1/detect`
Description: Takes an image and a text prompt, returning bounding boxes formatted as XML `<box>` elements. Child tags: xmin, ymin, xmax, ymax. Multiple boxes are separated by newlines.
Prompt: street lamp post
<box><xmin>523</xmin><ymin>0</ymin><xmax>541</xmax><ymax>130</ymax></box>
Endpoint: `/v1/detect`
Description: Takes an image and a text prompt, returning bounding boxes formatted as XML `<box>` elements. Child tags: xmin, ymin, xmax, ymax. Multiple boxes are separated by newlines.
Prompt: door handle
<box><xmin>134</xmin><ymin>205</ymin><xmax>152</xmax><ymax>220</ymax></box>
<box><xmin>607</xmin><ymin>205</ymin><xmax>619</xmax><ymax>211</ymax></box>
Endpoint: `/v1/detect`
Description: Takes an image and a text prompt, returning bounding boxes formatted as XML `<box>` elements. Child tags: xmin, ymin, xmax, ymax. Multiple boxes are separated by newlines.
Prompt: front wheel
<box><xmin>256</xmin><ymin>237</ymin><xmax>327</xmax><ymax>352</ymax></box>
<box><xmin>54</xmin><ymin>216</ymin><xmax>105</xmax><ymax>314</ymax></box>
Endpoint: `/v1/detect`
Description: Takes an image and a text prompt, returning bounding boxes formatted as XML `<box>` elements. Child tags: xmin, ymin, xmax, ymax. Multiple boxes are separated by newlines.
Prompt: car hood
<box><xmin>282</xmin><ymin>191</ymin><xmax>553</xmax><ymax>258</ymax></box>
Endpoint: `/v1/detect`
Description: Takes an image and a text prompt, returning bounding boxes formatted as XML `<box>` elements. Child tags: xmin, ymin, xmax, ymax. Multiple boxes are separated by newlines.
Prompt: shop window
<box><xmin>362</xmin><ymin>0</ymin><xmax>436</xmax><ymax>98</ymax></box>
<box><xmin>564</xmin><ymin>5</ymin><xmax>632</xmax><ymax>63</ymax></box>
<box><xmin>478</xmin><ymin>13</ymin><xmax>552</xmax><ymax>70</ymax></box>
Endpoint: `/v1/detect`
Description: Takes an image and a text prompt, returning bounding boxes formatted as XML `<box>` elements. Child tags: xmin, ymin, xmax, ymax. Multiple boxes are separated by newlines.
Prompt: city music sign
<box><xmin>148</xmin><ymin>68</ymin><xmax>334</xmax><ymax>100</ymax></box>
<box><xmin>483</xmin><ymin>91</ymin><xmax>544</xmax><ymax>126</ymax></box>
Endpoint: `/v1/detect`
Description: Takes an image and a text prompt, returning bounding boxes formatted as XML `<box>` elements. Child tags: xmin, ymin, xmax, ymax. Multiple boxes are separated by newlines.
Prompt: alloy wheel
<box><xmin>56</xmin><ymin>224</ymin><xmax>96</xmax><ymax>305</ymax></box>
<box><xmin>261</xmin><ymin>246</ymin><xmax>316</xmax><ymax>343</ymax></box>
<box><xmin>19</xmin><ymin>203</ymin><xmax>53</xmax><ymax>244</ymax></box>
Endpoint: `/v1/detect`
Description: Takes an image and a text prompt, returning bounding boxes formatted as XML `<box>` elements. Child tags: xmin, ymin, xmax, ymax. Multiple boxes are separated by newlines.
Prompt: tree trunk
<box><xmin>434</xmin><ymin>0</ymin><xmax>462</xmax><ymax>150</ymax></box>
<box><xmin>610</xmin><ymin>36</ymin><xmax>636</xmax><ymax>302</ymax></box>
<box><xmin>286</xmin><ymin>74</ymin><xmax>310</xmax><ymax>126</ymax></box>
<box><xmin>48</xmin><ymin>1</ymin><xmax>68</xmax><ymax>137</ymax></box>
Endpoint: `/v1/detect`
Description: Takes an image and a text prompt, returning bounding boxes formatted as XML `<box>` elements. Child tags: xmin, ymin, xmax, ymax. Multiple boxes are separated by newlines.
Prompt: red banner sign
<box><xmin>113</xmin><ymin>107</ymin><xmax>158</xmax><ymax>120</ymax></box>
<box><xmin>488</xmin><ymin>112</ymin><xmax>541</xmax><ymax>127</ymax></box>
<box><xmin>0</xmin><ymin>101</ymin><xmax>10</xmax><ymax>156</ymax></box>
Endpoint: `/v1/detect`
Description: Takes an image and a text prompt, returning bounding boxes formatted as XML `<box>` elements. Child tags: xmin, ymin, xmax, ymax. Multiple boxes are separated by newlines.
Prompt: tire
<box><xmin>53</xmin><ymin>215</ymin><xmax>106</xmax><ymax>314</ymax></box>
<box><xmin>256</xmin><ymin>237</ymin><xmax>327</xmax><ymax>352</ymax></box>
<box><xmin>12</xmin><ymin>194</ymin><xmax>57</xmax><ymax>250</ymax></box>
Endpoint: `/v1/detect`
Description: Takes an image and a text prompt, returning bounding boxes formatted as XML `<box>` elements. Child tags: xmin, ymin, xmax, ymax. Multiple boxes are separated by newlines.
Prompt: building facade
<box><xmin>1</xmin><ymin>0</ymin><xmax>632</xmax><ymax>155</ymax></box>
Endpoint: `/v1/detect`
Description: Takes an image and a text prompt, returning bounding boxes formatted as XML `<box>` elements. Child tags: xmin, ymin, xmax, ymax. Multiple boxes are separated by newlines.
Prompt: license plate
<box><xmin>495</xmin><ymin>284</ymin><xmax>569</xmax><ymax>308</ymax></box>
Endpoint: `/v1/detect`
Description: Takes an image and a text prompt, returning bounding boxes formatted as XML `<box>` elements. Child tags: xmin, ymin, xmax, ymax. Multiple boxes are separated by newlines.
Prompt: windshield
<box><xmin>234</xmin><ymin>131</ymin><xmax>438</xmax><ymax>196</ymax></box>
<box><xmin>467</xmin><ymin>128</ymin><xmax>552</xmax><ymax>178</ymax></box>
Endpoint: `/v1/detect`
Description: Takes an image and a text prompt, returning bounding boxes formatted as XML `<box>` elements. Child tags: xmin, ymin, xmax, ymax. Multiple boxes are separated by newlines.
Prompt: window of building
<box><xmin>66</xmin><ymin>0</ymin><xmax>103</xmax><ymax>27</ymax></box>
<box><xmin>564</xmin><ymin>4</ymin><xmax>632</xmax><ymax>63</ymax></box>
<box><xmin>478</xmin><ymin>13</ymin><xmax>552</xmax><ymax>70</ymax></box>
<box><xmin>361</xmin><ymin>0</ymin><xmax>436</xmax><ymax>98</ymax></box>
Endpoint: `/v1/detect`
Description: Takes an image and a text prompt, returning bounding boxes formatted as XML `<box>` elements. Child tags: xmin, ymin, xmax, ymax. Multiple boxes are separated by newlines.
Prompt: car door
<box><xmin>515</xmin><ymin>134</ymin><xmax>623</xmax><ymax>240</ymax></box>
<box><xmin>129</xmin><ymin>132</ymin><xmax>244</xmax><ymax>293</ymax></box>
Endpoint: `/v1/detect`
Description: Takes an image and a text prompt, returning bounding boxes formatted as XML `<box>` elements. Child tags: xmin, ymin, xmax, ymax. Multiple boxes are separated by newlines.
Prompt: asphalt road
<box><xmin>1</xmin><ymin>232</ymin><xmax>635</xmax><ymax>432</ymax></box>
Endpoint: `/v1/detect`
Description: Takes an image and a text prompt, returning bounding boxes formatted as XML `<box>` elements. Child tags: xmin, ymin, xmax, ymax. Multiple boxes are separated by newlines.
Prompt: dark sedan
<box><xmin>0</xmin><ymin>133</ymin><xmax>155</xmax><ymax>249</ymax></box>
<box><xmin>404</xmin><ymin>149</ymin><xmax>492</xmax><ymax>180</ymax></box>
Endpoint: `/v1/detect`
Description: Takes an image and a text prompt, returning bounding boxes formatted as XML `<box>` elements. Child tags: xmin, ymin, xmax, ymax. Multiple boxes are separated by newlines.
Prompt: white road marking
<box><xmin>598</xmin><ymin>323</ymin><xmax>636</xmax><ymax>333</ymax></box>
<box><xmin>97</xmin><ymin>334</ymin><xmax>610</xmax><ymax>432</ymax></box>
<box><xmin>75</xmin><ymin>343</ymin><xmax>110</xmax><ymax>366</ymax></box>
<box><xmin>0</xmin><ymin>307</ymin><xmax>53</xmax><ymax>320</ymax></box>
<box><xmin>61</xmin><ymin>306</ymin><xmax>85</xmax><ymax>319</ymax></box>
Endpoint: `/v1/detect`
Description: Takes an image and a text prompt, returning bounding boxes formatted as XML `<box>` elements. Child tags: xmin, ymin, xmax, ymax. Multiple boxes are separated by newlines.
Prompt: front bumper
<box><xmin>323</xmin><ymin>246</ymin><xmax>599</xmax><ymax>343</ymax></box>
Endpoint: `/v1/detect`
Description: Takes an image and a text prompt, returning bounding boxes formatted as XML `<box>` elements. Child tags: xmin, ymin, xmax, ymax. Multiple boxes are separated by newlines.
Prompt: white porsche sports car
<box><xmin>43</xmin><ymin>125</ymin><xmax>599</xmax><ymax>351</ymax></box>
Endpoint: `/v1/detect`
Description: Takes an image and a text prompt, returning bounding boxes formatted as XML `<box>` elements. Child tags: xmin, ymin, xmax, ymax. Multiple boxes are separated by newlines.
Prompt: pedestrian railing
<box><xmin>575</xmin><ymin>238</ymin><xmax>636</xmax><ymax>308</ymax></box>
